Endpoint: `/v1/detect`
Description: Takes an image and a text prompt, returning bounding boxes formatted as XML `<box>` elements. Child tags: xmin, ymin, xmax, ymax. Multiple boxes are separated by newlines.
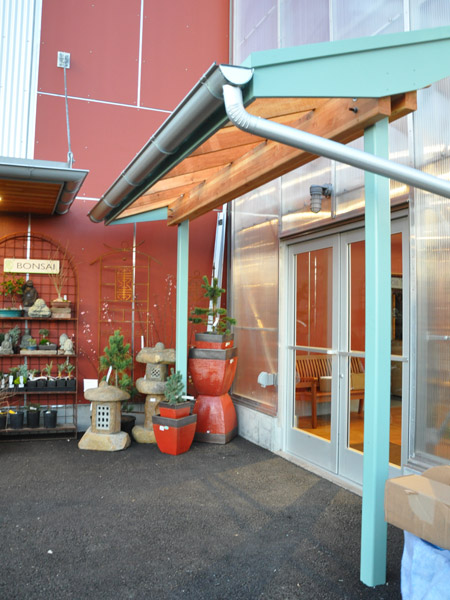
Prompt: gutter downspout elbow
<box><xmin>222</xmin><ymin>84</ymin><xmax>450</xmax><ymax>200</ymax></box>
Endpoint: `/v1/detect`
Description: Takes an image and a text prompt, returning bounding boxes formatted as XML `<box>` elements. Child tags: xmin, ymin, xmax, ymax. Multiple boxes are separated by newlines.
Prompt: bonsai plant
<box><xmin>189</xmin><ymin>275</ymin><xmax>236</xmax><ymax>344</ymax></box>
<box><xmin>188</xmin><ymin>274</ymin><xmax>238</xmax><ymax>444</ymax></box>
<box><xmin>56</xmin><ymin>362</ymin><xmax>67</xmax><ymax>388</ymax></box>
<box><xmin>159</xmin><ymin>368</ymin><xmax>191</xmax><ymax>418</ymax></box>
<box><xmin>0</xmin><ymin>276</ymin><xmax>25</xmax><ymax>315</ymax></box>
<box><xmin>39</xmin><ymin>328</ymin><xmax>57</xmax><ymax>351</ymax></box>
<box><xmin>99</xmin><ymin>330</ymin><xmax>137</xmax><ymax>433</ymax></box>
<box><xmin>152</xmin><ymin>369</ymin><xmax>197</xmax><ymax>455</ymax></box>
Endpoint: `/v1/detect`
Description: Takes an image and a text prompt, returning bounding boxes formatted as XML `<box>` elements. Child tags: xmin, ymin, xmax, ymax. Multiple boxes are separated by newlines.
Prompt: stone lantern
<box><xmin>78</xmin><ymin>381</ymin><xmax>131</xmax><ymax>451</ymax></box>
<box><xmin>132</xmin><ymin>342</ymin><xmax>176</xmax><ymax>443</ymax></box>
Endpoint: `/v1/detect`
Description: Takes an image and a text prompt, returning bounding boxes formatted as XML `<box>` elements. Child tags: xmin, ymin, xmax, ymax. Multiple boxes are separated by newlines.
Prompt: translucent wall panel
<box><xmin>410</xmin><ymin>1</ymin><xmax>450</xmax><ymax>462</ymax></box>
<box><xmin>231</xmin><ymin>181</ymin><xmax>280</xmax><ymax>410</ymax></box>
<box><xmin>233</xmin><ymin>0</ymin><xmax>278</xmax><ymax>64</ymax></box>
<box><xmin>331</xmin><ymin>0</ymin><xmax>404</xmax><ymax>40</ymax></box>
<box><xmin>280</xmin><ymin>0</ymin><xmax>329</xmax><ymax>46</ymax></box>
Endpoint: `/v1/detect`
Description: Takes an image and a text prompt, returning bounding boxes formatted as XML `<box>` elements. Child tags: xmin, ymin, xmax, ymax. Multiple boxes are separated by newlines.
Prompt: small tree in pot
<box><xmin>152</xmin><ymin>369</ymin><xmax>197</xmax><ymax>455</ymax></box>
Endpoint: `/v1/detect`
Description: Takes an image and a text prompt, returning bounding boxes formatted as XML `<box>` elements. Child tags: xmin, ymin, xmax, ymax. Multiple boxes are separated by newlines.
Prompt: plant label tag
<box><xmin>151</xmin><ymin>397</ymin><xmax>156</xmax><ymax>402</ymax></box>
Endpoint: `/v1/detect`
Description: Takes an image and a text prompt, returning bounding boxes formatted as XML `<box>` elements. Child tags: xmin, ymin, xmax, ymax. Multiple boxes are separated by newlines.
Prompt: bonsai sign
<box><xmin>3</xmin><ymin>258</ymin><xmax>60</xmax><ymax>274</ymax></box>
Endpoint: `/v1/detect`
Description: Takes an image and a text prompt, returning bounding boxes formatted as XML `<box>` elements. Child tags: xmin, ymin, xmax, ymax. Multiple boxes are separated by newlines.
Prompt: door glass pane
<box><xmin>296</xmin><ymin>247</ymin><xmax>333</xmax><ymax>349</ymax></box>
<box><xmin>295</xmin><ymin>351</ymin><xmax>333</xmax><ymax>441</ymax></box>
<box><xmin>347</xmin><ymin>233</ymin><xmax>403</xmax><ymax>466</ymax></box>
<box><xmin>294</xmin><ymin>246</ymin><xmax>333</xmax><ymax>442</ymax></box>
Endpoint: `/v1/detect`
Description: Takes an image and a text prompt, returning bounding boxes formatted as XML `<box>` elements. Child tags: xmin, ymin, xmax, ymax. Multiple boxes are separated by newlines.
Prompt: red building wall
<box><xmin>2</xmin><ymin>1</ymin><xmax>229</xmax><ymax>395</ymax></box>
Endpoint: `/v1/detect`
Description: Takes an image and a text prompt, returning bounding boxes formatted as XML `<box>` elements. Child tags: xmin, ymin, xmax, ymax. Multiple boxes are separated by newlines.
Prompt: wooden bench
<box><xmin>295</xmin><ymin>355</ymin><xmax>365</xmax><ymax>429</ymax></box>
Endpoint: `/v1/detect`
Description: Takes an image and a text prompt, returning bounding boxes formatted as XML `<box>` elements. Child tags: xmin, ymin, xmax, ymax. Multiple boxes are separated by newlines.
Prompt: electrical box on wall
<box><xmin>57</xmin><ymin>52</ymin><xmax>70</xmax><ymax>69</ymax></box>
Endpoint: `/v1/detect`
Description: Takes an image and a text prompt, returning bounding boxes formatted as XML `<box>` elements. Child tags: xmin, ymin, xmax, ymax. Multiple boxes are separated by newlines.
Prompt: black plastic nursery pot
<box><xmin>121</xmin><ymin>415</ymin><xmax>136</xmax><ymax>436</ymax></box>
<box><xmin>27</xmin><ymin>410</ymin><xmax>40</xmax><ymax>428</ymax></box>
<box><xmin>0</xmin><ymin>413</ymin><xmax>6</xmax><ymax>429</ymax></box>
<box><xmin>9</xmin><ymin>411</ymin><xmax>24</xmax><ymax>429</ymax></box>
<box><xmin>43</xmin><ymin>410</ymin><xmax>57</xmax><ymax>428</ymax></box>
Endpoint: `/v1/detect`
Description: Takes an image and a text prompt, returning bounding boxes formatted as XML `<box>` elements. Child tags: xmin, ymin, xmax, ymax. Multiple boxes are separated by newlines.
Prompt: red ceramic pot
<box><xmin>194</xmin><ymin>333</ymin><xmax>234</xmax><ymax>350</ymax></box>
<box><xmin>152</xmin><ymin>414</ymin><xmax>197</xmax><ymax>455</ymax></box>
<box><xmin>193</xmin><ymin>393</ymin><xmax>238</xmax><ymax>444</ymax></box>
<box><xmin>188</xmin><ymin>347</ymin><xmax>238</xmax><ymax>396</ymax></box>
<box><xmin>158</xmin><ymin>401</ymin><xmax>191</xmax><ymax>419</ymax></box>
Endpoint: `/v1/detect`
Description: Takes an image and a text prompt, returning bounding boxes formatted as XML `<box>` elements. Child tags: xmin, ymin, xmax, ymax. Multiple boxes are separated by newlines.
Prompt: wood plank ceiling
<box><xmin>117</xmin><ymin>92</ymin><xmax>417</xmax><ymax>226</ymax></box>
<box><xmin>0</xmin><ymin>178</ymin><xmax>62</xmax><ymax>215</ymax></box>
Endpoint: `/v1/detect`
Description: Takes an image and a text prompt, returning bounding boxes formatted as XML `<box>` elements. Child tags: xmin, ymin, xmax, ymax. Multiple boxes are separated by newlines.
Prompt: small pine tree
<box><xmin>99</xmin><ymin>330</ymin><xmax>133</xmax><ymax>387</ymax></box>
<box><xmin>189</xmin><ymin>275</ymin><xmax>236</xmax><ymax>335</ymax></box>
<box><xmin>164</xmin><ymin>369</ymin><xmax>185</xmax><ymax>405</ymax></box>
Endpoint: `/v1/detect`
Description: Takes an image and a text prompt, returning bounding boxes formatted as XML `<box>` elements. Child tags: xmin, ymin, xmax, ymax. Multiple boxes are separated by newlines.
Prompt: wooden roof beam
<box><xmin>167</xmin><ymin>92</ymin><xmax>416</xmax><ymax>225</ymax></box>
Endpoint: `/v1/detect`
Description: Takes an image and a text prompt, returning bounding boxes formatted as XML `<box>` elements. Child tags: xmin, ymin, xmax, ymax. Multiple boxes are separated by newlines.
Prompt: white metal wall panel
<box><xmin>0</xmin><ymin>0</ymin><xmax>42</xmax><ymax>158</ymax></box>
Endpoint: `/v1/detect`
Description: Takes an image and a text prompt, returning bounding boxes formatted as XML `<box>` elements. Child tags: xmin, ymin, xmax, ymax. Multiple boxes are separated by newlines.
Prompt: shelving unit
<box><xmin>0</xmin><ymin>233</ymin><xmax>78</xmax><ymax>439</ymax></box>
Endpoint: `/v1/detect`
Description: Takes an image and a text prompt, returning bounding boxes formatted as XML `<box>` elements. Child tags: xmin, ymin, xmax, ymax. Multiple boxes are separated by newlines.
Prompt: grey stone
<box><xmin>135</xmin><ymin>377</ymin><xmax>165</xmax><ymax>395</ymax></box>
<box><xmin>84</xmin><ymin>381</ymin><xmax>130</xmax><ymax>402</ymax></box>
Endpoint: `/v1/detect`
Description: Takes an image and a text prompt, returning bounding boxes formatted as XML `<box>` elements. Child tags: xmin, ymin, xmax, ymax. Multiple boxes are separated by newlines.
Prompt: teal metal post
<box><xmin>176</xmin><ymin>221</ymin><xmax>189</xmax><ymax>392</ymax></box>
<box><xmin>360</xmin><ymin>118</ymin><xmax>391</xmax><ymax>586</ymax></box>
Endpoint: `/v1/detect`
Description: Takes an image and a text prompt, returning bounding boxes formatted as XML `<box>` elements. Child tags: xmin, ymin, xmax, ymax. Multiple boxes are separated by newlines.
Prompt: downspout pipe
<box><xmin>88</xmin><ymin>64</ymin><xmax>253</xmax><ymax>224</ymax></box>
<box><xmin>222</xmin><ymin>84</ymin><xmax>450</xmax><ymax>200</ymax></box>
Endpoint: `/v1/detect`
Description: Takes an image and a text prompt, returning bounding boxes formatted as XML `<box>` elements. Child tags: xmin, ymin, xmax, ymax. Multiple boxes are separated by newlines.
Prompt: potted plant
<box><xmin>99</xmin><ymin>330</ymin><xmax>138</xmax><ymax>432</ymax></box>
<box><xmin>43</xmin><ymin>407</ymin><xmax>57</xmax><ymax>428</ymax></box>
<box><xmin>188</xmin><ymin>274</ymin><xmax>238</xmax><ymax>444</ymax></box>
<box><xmin>8</xmin><ymin>408</ymin><xmax>24</xmax><ymax>429</ymax></box>
<box><xmin>56</xmin><ymin>362</ymin><xmax>67</xmax><ymax>388</ymax></box>
<box><xmin>152</xmin><ymin>369</ymin><xmax>197</xmax><ymax>455</ymax></box>
<box><xmin>26</xmin><ymin>403</ymin><xmax>41</xmax><ymax>428</ymax></box>
<box><xmin>41</xmin><ymin>362</ymin><xmax>56</xmax><ymax>389</ymax></box>
<box><xmin>189</xmin><ymin>275</ymin><xmax>236</xmax><ymax>349</ymax></box>
<box><xmin>39</xmin><ymin>328</ymin><xmax>57</xmax><ymax>351</ymax></box>
<box><xmin>26</xmin><ymin>369</ymin><xmax>38</xmax><ymax>389</ymax></box>
<box><xmin>27</xmin><ymin>338</ymin><xmax>37</xmax><ymax>350</ymax></box>
<box><xmin>48</xmin><ymin>244</ymin><xmax>72</xmax><ymax>311</ymax></box>
<box><xmin>65</xmin><ymin>360</ymin><xmax>76</xmax><ymax>390</ymax></box>
<box><xmin>0</xmin><ymin>276</ymin><xmax>25</xmax><ymax>317</ymax></box>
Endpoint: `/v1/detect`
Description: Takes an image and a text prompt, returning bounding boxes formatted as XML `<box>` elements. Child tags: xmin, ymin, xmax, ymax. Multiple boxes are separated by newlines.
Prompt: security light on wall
<box><xmin>309</xmin><ymin>184</ymin><xmax>333</xmax><ymax>213</ymax></box>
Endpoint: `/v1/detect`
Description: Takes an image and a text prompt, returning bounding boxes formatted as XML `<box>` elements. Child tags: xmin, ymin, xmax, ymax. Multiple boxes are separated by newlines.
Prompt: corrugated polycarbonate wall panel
<box><xmin>0</xmin><ymin>0</ymin><xmax>42</xmax><ymax>158</ymax></box>
<box><xmin>411</xmin><ymin>1</ymin><xmax>450</xmax><ymax>463</ymax></box>
<box><xmin>231</xmin><ymin>180</ymin><xmax>280</xmax><ymax>411</ymax></box>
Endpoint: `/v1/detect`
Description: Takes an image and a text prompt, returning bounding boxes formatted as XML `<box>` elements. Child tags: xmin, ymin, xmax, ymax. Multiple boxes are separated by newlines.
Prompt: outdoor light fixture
<box><xmin>309</xmin><ymin>184</ymin><xmax>333</xmax><ymax>213</ymax></box>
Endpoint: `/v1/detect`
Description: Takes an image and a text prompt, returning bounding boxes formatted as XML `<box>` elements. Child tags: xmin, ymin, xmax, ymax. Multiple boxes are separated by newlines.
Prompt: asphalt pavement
<box><xmin>0</xmin><ymin>436</ymin><xmax>403</xmax><ymax>599</ymax></box>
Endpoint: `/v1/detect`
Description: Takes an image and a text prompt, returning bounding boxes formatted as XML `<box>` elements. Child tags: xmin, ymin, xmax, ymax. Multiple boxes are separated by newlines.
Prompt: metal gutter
<box><xmin>222</xmin><ymin>84</ymin><xmax>450</xmax><ymax>199</ymax></box>
<box><xmin>88</xmin><ymin>63</ymin><xmax>253</xmax><ymax>224</ymax></box>
<box><xmin>0</xmin><ymin>156</ymin><xmax>88</xmax><ymax>214</ymax></box>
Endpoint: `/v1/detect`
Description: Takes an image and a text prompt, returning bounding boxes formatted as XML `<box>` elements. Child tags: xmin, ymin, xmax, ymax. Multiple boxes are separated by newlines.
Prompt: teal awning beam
<box><xmin>109</xmin><ymin>207</ymin><xmax>168</xmax><ymax>225</ymax></box>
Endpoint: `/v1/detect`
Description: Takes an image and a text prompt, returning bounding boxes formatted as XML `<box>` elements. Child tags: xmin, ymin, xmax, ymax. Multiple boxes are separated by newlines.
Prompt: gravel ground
<box><xmin>0</xmin><ymin>436</ymin><xmax>403</xmax><ymax>599</ymax></box>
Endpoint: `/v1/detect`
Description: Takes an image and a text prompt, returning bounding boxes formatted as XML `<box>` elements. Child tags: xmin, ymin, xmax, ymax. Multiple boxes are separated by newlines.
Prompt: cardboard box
<box><xmin>385</xmin><ymin>465</ymin><xmax>450</xmax><ymax>550</ymax></box>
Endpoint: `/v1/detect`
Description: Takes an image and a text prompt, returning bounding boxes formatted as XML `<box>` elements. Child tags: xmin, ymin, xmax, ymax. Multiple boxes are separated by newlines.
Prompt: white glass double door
<box><xmin>284</xmin><ymin>221</ymin><xmax>407</xmax><ymax>485</ymax></box>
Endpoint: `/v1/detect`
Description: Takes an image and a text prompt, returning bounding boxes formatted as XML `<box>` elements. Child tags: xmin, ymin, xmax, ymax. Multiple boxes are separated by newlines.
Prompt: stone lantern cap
<box><xmin>84</xmin><ymin>381</ymin><xmax>130</xmax><ymax>402</ymax></box>
<box><xmin>136</xmin><ymin>342</ymin><xmax>175</xmax><ymax>365</ymax></box>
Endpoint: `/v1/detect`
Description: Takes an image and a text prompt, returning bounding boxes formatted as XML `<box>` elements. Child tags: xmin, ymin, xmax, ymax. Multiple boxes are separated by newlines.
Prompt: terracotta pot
<box><xmin>188</xmin><ymin>347</ymin><xmax>238</xmax><ymax>396</ymax></box>
<box><xmin>194</xmin><ymin>332</ymin><xmax>234</xmax><ymax>350</ymax></box>
<box><xmin>152</xmin><ymin>414</ymin><xmax>197</xmax><ymax>455</ymax></box>
<box><xmin>159</xmin><ymin>401</ymin><xmax>191</xmax><ymax>419</ymax></box>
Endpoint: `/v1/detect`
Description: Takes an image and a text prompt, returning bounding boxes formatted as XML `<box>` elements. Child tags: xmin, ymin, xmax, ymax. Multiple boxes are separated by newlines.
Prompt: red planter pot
<box><xmin>194</xmin><ymin>333</ymin><xmax>234</xmax><ymax>350</ymax></box>
<box><xmin>188</xmin><ymin>347</ymin><xmax>237</xmax><ymax>396</ymax></box>
<box><xmin>193</xmin><ymin>393</ymin><xmax>238</xmax><ymax>444</ymax></box>
<box><xmin>152</xmin><ymin>414</ymin><xmax>197</xmax><ymax>455</ymax></box>
<box><xmin>188</xmin><ymin>345</ymin><xmax>238</xmax><ymax>444</ymax></box>
<box><xmin>158</xmin><ymin>401</ymin><xmax>191</xmax><ymax>419</ymax></box>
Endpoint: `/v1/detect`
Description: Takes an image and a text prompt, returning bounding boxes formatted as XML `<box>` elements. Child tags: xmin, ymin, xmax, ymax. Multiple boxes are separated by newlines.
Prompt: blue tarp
<box><xmin>401</xmin><ymin>531</ymin><xmax>450</xmax><ymax>600</ymax></box>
